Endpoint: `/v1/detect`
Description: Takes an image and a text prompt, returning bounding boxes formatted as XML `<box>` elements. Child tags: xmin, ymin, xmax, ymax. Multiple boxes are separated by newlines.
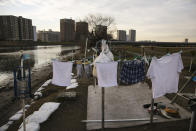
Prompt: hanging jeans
<box><xmin>84</xmin><ymin>64</ymin><xmax>92</xmax><ymax>78</ymax></box>
<box><xmin>77</xmin><ymin>64</ymin><xmax>83</xmax><ymax>79</ymax></box>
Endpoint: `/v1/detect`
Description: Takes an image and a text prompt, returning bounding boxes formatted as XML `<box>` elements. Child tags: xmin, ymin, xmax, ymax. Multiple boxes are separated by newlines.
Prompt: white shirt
<box><xmin>96</xmin><ymin>62</ymin><xmax>118</xmax><ymax>88</ymax></box>
<box><xmin>52</xmin><ymin>61</ymin><xmax>73</xmax><ymax>86</ymax></box>
<box><xmin>147</xmin><ymin>53</ymin><xmax>183</xmax><ymax>98</ymax></box>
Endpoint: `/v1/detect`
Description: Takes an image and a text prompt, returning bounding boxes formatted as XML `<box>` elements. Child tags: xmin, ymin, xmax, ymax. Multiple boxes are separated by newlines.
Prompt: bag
<box><xmin>93</xmin><ymin>65</ymin><xmax>97</xmax><ymax>77</ymax></box>
<box><xmin>92</xmin><ymin>40</ymin><xmax>114</xmax><ymax>77</ymax></box>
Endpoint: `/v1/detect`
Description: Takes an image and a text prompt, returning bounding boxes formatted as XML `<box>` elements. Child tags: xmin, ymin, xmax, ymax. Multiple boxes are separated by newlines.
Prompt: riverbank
<box><xmin>0</xmin><ymin>50</ymin><xmax>80</xmax><ymax>128</ymax></box>
<box><xmin>0</xmin><ymin>63</ymin><xmax>53</xmax><ymax>127</ymax></box>
<box><xmin>0</xmin><ymin>41</ymin><xmax>78</xmax><ymax>47</ymax></box>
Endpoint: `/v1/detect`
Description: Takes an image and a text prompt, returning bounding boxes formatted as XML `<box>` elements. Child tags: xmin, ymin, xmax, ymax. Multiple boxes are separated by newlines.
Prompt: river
<box><xmin>0</xmin><ymin>45</ymin><xmax>79</xmax><ymax>88</ymax></box>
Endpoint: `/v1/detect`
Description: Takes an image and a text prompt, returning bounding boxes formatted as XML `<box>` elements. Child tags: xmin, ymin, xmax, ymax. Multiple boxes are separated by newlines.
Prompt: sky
<box><xmin>0</xmin><ymin>0</ymin><xmax>196</xmax><ymax>42</ymax></box>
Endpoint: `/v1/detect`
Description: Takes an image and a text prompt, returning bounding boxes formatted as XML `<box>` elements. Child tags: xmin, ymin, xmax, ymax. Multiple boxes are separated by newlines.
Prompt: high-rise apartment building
<box><xmin>0</xmin><ymin>15</ymin><xmax>33</xmax><ymax>41</ymax></box>
<box><xmin>18</xmin><ymin>16</ymin><xmax>33</xmax><ymax>40</ymax></box>
<box><xmin>0</xmin><ymin>15</ymin><xmax>19</xmax><ymax>40</ymax></box>
<box><xmin>37</xmin><ymin>29</ymin><xmax>60</xmax><ymax>42</ymax></box>
<box><xmin>32</xmin><ymin>26</ymin><xmax>37</xmax><ymax>41</ymax></box>
<box><xmin>95</xmin><ymin>25</ymin><xmax>107</xmax><ymax>39</ymax></box>
<box><xmin>60</xmin><ymin>18</ymin><xmax>75</xmax><ymax>42</ymax></box>
<box><xmin>129</xmin><ymin>29</ymin><xmax>136</xmax><ymax>42</ymax></box>
<box><xmin>75</xmin><ymin>22</ymin><xmax>88</xmax><ymax>41</ymax></box>
<box><xmin>117</xmin><ymin>30</ymin><xmax>126</xmax><ymax>41</ymax></box>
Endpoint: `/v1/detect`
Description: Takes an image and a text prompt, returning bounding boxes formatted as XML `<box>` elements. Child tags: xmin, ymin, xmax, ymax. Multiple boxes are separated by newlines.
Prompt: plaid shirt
<box><xmin>119</xmin><ymin>60</ymin><xmax>145</xmax><ymax>84</ymax></box>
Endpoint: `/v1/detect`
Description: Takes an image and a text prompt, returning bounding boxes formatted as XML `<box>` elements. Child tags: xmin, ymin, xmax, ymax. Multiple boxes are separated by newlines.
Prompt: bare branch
<box><xmin>83</xmin><ymin>14</ymin><xmax>115</xmax><ymax>32</ymax></box>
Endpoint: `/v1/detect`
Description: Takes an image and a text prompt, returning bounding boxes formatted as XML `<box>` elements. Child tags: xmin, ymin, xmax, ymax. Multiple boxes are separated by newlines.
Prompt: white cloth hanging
<box><xmin>147</xmin><ymin>53</ymin><xmax>183</xmax><ymax>98</ymax></box>
<box><xmin>96</xmin><ymin>62</ymin><xmax>118</xmax><ymax>88</ymax></box>
<box><xmin>52</xmin><ymin>61</ymin><xmax>73</xmax><ymax>86</ymax></box>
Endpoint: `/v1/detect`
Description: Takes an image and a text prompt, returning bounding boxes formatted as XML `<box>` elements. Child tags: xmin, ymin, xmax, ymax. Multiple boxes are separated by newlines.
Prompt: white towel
<box><xmin>96</xmin><ymin>62</ymin><xmax>118</xmax><ymax>88</ymax></box>
<box><xmin>52</xmin><ymin>61</ymin><xmax>73</xmax><ymax>86</ymax></box>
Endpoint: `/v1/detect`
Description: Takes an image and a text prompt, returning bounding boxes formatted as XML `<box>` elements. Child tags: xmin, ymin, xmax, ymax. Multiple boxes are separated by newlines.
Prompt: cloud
<box><xmin>0</xmin><ymin>0</ymin><xmax>196</xmax><ymax>41</ymax></box>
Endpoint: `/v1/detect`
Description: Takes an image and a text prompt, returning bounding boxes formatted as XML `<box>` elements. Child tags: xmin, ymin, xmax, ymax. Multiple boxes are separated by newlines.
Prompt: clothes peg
<box><xmin>179</xmin><ymin>50</ymin><xmax>183</xmax><ymax>53</ymax></box>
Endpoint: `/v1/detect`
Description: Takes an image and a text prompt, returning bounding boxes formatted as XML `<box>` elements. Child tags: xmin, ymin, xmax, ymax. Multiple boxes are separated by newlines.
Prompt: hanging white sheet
<box><xmin>52</xmin><ymin>61</ymin><xmax>73</xmax><ymax>86</ymax></box>
<box><xmin>96</xmin><ymin>62</ymin><xmax>118</xmax><ymax>88</ymax></box>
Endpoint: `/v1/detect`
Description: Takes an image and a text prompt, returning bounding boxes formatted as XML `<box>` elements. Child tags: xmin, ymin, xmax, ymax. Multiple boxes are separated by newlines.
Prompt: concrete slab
<box><xmin>86</xmin><ymin>83</ymin><xmax>191</xmax><ymax>130</ymax></box>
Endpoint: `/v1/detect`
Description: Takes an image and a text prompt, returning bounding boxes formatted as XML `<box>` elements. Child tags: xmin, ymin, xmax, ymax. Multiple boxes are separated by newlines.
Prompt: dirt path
<box><xmin>40</xmin><ymin>78</ymin><xmax>90</xmax><ymax>131</ymax></box>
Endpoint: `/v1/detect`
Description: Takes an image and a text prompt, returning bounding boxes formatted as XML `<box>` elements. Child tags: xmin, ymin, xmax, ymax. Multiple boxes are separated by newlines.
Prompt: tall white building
<box><xmin>117</xmin><ymin>30</ymin><xmax>126</xmax><ymax>41</ymax></box>
<box><xmin>32</xmin><ymin>26</ymin><xmax>37</xmax><ymax>41</ymax></box>
<box><xmin>129</xmin><ymin>29</ymin><xmax>136</xmax><ymax>42</ymax></box>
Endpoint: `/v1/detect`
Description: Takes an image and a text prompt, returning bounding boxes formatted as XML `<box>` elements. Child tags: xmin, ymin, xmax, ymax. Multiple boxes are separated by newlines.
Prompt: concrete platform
<box><xmin>86</xmin><ymin>83</ymin><xmax>191</xmax><ymax>130</ymax></box>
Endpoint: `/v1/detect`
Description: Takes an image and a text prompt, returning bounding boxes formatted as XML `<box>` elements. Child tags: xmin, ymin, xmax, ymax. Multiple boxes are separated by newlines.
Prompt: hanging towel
<box><xmin>76</xmin><ymin>64</ymin><xmax>83</xmax><ymax>78</ymax></box>
<box><xmin>96</xmin><ymin>62</ymin><xmax>118</xmax><ymax>87</ymax></box>
<box><xmin>119</xmin><ymin>60</ymin><xmax>145</xmax><ymax>85</ymax></box>
<box><xmin>147</xmin><ymin>53</ymin><xmax>183</xmax><ymax>98</ymax></box>
<box><xmin>52</xmin><ymin>61</ymin><xmax>73</xmax><ymax>86</ymax></box>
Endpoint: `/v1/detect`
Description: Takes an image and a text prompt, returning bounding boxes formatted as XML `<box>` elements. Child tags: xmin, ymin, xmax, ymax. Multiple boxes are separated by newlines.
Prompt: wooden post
<box><xmin>102</xmin><ymin>87</ymin><xmax>105</xmax><ymax>130</ymax></box>
<box><xmin>150</xmin><ymin>98</ymin><xmax>154</xmax><ymax>124</ymax></box>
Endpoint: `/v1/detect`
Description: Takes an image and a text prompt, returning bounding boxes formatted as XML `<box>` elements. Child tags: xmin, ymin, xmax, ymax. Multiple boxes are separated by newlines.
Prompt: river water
<box><xmin>0</xmin><ymin>45</ymin><xmax>79</xmax><ymax>88</ymax></box>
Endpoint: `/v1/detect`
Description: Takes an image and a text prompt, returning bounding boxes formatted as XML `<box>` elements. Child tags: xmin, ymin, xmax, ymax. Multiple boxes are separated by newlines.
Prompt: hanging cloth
<box><xmin>76</xmin><ymin>64</ymin><xmax>83</xmax><ymax>79</ymax></box>
<box><xmin>147</xmin><ymin>52</ymin><xmax>184</xmax><ymax>98</ymax></box>
<box><xmin>84</xmin><ymin>64</ymin><xmax>92</xmax><ymax>78</ymax></box>
<box><xmin>96</xmin><ymin>62</ymin><xmax>118</xmax><ymax>88</ymax></box>
<box><xmin>119</xmin><ymin>60</ymin><xmax>145</xmax><ymax>85</ymax></box>
<box><xmin>52</xmin><ymin>61</ymin><xmax>73</xmax><ymax>86</ymax></box>
<box><xmin>93</xmin><ymin>40</ymin><xmax>114</xmax><ymax>77</ymax></box>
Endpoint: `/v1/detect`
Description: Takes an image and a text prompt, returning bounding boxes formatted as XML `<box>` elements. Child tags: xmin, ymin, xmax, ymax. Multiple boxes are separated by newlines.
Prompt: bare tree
<box><xmin>84</xmin><ymin>14</ymin><xmax>115</xmax><ymax>31</ymax></box>
<box><xmin>84</xmin><ymin>14</ymin><xmax>116</xmax><ymax>43</ymax></box>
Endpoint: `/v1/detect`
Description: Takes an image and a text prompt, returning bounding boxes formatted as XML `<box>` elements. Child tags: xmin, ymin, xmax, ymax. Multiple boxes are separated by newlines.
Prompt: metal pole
<box><xmin>20</xmin><ymin>52</ymin><xmax>26</xmax><ymax>131</ymax></box>
<box><xmin>150</xmin><ymin>98</ymin><xmax>154</xmax><ymax>124</ymax></box>
<box><xmin>72</xmin><ymin>50</ymin><xmax>73</xmax><ymax>61</ymax></box>
<box><xmin>22</xmin><ymin>98</ymin><xmax>26</xmax><ymax>131</ymax></box>
<box><xmin>189</xmin><ymin>57</ymin><xmax>193</xmax><ymax>72</ymax></box>
<box><xmin>81</xmin><ymin>118</ymin><xmax>158</xmax><ymax>123</ymax></box>
<box><xmin>13</xmin><ymin>70</ymin><xmax>17</xmax><ymax>97</ymax></box>
<box><xmin>85</xmin><ymin>38</ymin><xmax>88</xmax><ymax>59</ymax></box>
<box><xmin>189</xmin><ymin>111</ymin><xmax>195</xmax><ymax>131</ymax></box>
<box><xmin>94</xmin><ymin>78</ymin><xmax>96</xmax><ymax>88</ymax></box>
<box><xmin>171</xmin><ymin>70</ymin><xmax>196</xmax><ymax>104</ymax></box>
<box><xmin>102</xmin><ymin>87</ymin><xmax>105</xmax><ymax>130</ymax></box>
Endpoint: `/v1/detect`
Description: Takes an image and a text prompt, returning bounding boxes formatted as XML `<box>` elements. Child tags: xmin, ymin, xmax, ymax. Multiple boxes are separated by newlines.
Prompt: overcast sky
<box><xmin>0</xmin><ymin>0</ymin><xmax>196</xmax><ymax>42</ymax></box>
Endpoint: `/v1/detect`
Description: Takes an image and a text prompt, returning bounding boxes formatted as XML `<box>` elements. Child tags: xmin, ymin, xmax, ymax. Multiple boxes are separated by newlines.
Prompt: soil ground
<box><xmin>7</xmin><ymin>76</ymin><xmax>195</xmax><ymax>131</ymax></box>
